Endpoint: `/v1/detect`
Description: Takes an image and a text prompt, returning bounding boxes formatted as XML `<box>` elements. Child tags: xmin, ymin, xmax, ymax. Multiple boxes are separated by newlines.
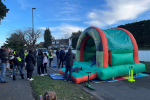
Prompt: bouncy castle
<box><xmin>59</xmin><ymin>26</ymin><xmax>145</xmax><ymax>83</ymax></box>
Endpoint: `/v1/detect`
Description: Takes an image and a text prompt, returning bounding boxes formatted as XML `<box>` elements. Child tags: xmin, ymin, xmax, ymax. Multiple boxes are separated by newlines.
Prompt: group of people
<box><xmin>55</xmin><ymin>48</ymin><xmax>74</xmax><ymax>82</ymax></box>
<box><xmin>0</xmin><ymin>46</ymin><xmax>37</xmax><ymax>82</ymax></box>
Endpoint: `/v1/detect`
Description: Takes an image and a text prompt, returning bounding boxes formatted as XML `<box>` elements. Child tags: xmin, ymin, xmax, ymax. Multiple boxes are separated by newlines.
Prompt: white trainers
<box><xmin>40</xmin><ymin>74</ymin><xmax>44</xmax><ymax>76</ymax></box>
<box><xmin>27</xmin><ymin>78</ymin><xmax>30</xmax><ymax>80</ymax></box>
<box><xmin>29</xmin><ymin>78</ymin><xmax>34</xmax><ymax>81</ymax></box>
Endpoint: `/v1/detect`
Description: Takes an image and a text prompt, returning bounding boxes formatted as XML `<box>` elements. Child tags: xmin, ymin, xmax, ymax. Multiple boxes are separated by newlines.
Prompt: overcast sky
<box><xmin>1</xmin><ymin>0</ymin><xmax>150</xmax><ymax>47</ymax></box>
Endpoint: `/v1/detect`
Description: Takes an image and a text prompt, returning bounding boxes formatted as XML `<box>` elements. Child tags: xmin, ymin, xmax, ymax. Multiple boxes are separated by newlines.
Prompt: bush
<box><xmin>72</xmin><ymin>37</ymin><xmax>79</xmax><ymax>49</ymax></box>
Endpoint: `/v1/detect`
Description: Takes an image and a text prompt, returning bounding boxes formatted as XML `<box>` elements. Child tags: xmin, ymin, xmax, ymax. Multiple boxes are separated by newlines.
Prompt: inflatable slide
<box><xmin>59</xmin><ymin>26</ymin><xmax>145</xmax><ymax>83</ymax></box>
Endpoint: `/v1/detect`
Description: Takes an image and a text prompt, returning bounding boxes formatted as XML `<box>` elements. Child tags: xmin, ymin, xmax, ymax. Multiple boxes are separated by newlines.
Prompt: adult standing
<box><xmin>0</xmin><ymin>46</ymin><xmax>4</xmax><ymax>69</ymax></box>
<box><xmin>48</xmin><ymin>50</ymin><xmax>53</xmax><ymax>67</ymax></box>
<box><xmin>24</xmin><ymin>50</ymin><xmax>28</xmax><ymax>58</ymax></box>
<box><xmin>6</xmin><ymin>48</ymin><xmax>11</xmax><ymax>69</ymax></box>
<box><xmin>58</xmin><ymin>48</ymin><xmax>65</xmax><ymax>68</ymax></box>
<box><xmin>33</xmin><ymin>49</ymin><xmax>37</xmax><ymax>59</ymax></box>
<box><xmin>19</xmin><ymin>49</ymin><xmax>25</xmax><ymax>76</ymax></box>
<box><xmin>0</xmin><ymin>48</ymin><xmax>9</xmax><ymax>83</ymax></box>
<box><xmin>56</xmin><ymin>49</ymin><xmax>59</xmax><ymax>63</ymax></box>
<box><xmin>25</xmin><ymin>50</ymin><xmax>35</xmax><ymax>81</ymax></box>
<box><xmin>37</xmin><ymin>50</ymin><xmax>44</xmax><ymax>76</ymax></box>
<box><xmin>63</xmin><ymin>48</ymin><xmax>73</xmax><ymax>82</ymax></box>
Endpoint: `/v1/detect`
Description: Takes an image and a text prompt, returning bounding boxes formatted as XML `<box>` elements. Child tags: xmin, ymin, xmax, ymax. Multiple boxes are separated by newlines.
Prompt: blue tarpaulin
<box><xmin>49</xmin><ymin>74</ymin><xmax>64</xmax><ymax>80</ymax></box>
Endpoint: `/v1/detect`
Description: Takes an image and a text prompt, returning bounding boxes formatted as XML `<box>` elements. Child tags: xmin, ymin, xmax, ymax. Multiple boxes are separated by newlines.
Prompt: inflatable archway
<box><xmin>59</xmin><ymin>26</ymin><xmax>145</xmax><ymax>83</ymax></box>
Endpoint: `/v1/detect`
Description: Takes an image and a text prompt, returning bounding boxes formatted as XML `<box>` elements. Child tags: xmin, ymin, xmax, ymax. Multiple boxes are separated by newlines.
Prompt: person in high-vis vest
<box><xmin>19</xmin><ymin>49</ymin><xmax>25</xmax><ymax>71</ymax></box>
<box><xmin>12</xmin><ymin>54</ymin><xmax>24</xmax><ymax>80</ymax></box>
<box><xmin>48</xmin><ymin>50</ymin><xmax>53</xmax><ymax>67</ymax></box>
<box><xmin>24</xmin><ymin>50</ymin><xmax>28</xmax><ymax>58</ymax></box>
<box><xmin>13</xmin><ymin>50</ymin><xmax>16</xmax><ymax>55</ymax></box>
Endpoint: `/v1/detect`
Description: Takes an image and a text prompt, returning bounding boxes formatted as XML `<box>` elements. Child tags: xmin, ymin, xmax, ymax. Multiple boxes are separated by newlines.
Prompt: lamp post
<box><xmin>32</xmin><ymin>8</ymin><xmax>36</xmax><ymax>49</ymax></box>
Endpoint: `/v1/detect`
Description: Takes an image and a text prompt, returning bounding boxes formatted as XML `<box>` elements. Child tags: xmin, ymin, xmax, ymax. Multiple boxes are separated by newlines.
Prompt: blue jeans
<box><xmin>91</xmin><ymin>61</ymin><xmax>96</xmax><ymax>67</ymax></box>
<box><xmin>64</xmin><ymin>66</ymin><xmax>72</xmax><ymax>81</ymax></box>
<box><xmin>13</xmin><ymin>64</ymin><xmax>23</xmax><ymax>76</ymax></box>
<box><xmin>0</xmin><ymin>63</ymin><xmax>7</xmax><ymax>82</ymax></box>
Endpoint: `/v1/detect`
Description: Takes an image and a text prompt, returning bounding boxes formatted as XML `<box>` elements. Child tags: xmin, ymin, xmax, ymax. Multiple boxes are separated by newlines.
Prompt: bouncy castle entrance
<box><xmin>84</xmin><ymin>37</ymin><xmax>96</xmax><ymax>62</ymax></box>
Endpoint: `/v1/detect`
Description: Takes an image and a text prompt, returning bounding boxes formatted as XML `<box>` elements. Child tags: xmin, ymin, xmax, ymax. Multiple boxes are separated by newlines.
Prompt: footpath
<box><xmin>0</xmin><ymin>58</ymin><xmax>58</xmax><ymax>100</ymax></box>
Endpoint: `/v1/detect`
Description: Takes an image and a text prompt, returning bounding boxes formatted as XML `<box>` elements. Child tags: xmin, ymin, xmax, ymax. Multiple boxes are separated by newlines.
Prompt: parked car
<box><xmin>36</xmin><ymin>48</ymin><xmax>48</xmax><ymax>56</ymax></box>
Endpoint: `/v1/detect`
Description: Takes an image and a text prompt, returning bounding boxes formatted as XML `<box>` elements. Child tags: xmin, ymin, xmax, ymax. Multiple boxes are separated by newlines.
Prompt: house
<box><xmin>69</xmin><ymin>32</ymin><xmax>81</xmax><ymax>47</ymax></box>
<box><xmin>51</xmin><ymin>38</ymin><xmax>69</xmax><ymax>49</ymax></box>
<box><xmin>39</xmin><ymin>42</ymin><xmax>44</xmax><ymax>46</ymax></box>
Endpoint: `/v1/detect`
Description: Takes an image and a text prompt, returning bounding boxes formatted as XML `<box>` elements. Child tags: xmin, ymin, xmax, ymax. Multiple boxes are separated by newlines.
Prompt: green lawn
<box><xmin>144</xmin><ymin>63</ymin><xmax>150</xmax><ymax>72</ymax></box>
<box><xmin>31</xmin><ymin>75</ymin><xmax>98</xmax><ymax>100</ymax></box>
<box><xmin>138</xmin><ymin>48</ymin><xmax>150</xmax><ymax>50</ymax></box>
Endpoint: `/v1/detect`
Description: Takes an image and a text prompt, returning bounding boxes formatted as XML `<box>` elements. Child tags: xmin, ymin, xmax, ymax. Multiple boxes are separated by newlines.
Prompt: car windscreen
<box><xmin>38</xmin><ymin>49</ymin><xmax>47</xmax><ymax>52</ymax></box>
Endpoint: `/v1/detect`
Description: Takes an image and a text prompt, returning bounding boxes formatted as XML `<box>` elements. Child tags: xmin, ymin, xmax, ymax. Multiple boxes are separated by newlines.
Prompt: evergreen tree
<box><xmin>5</xmin><ymin>38</ymin><xmax>26</xmax><ymax>53</ymax></box>
<box><xmin>43</xmin><ymin>27</ymin><xmax>52</xmax><ymax>48</ymax></box>
<box><xmin>0</xmin><ymin>0</ymin><xmax>9</xmax><ymax>24</ymax></box>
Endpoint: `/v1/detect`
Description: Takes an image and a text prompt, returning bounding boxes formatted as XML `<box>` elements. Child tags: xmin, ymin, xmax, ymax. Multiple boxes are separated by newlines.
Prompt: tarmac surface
<box><xmin>0</xmin><ymin>54</ymin><xmax>150</xmax><ymax>100</ymax></box>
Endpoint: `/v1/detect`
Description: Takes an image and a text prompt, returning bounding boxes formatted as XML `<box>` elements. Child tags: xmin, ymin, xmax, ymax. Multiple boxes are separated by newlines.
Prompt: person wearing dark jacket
<box><xmin>56</xmin><ymin>49</ymin><xmax>59</xmax><ymax>63</ymax></box>
<box><xmin>0</xmin><ymin>48</ymin><xmax>9</xmax><ymax>83</ymax></box>
<box><xmin>37</xmin><ymin>50</ymin><xmax>44</xmax><ymax>76</ymax></box>
<box><xmin>10</xmin><ymin>54</ymin><xmax>24</xmax><ymax>80</ymax></box>
<box><xmin>58</xmin><ymin>48</ymin><xmax>65</xmax><ymax>68</ymax></box>
<box><xmin>72</xmin><ymin>67</ymin><xmax>82</xmax><ymax>72</ymax></box>
<box><xmin>19</xmin><ymin>49</ymin><xmax>25</xmax><ymax>73</ymax></box>
<box><xmin>0</xmin><ymin>47</ymin><xmax>3</xmax><ymax>69</ymax></box>
<box><xmin>33</xmin><ymin>50</ymin><xmax>37</xmax><ymax>59</ymax></box>
<box><xmin>25</xmin><ymin>50</ymin><xmax>35</xmax><ymax>81</ymax></box>
<box><xmin>63</xmin><ymin>48</ymin><xmax>73</xmax><ymax>82</ymax></box>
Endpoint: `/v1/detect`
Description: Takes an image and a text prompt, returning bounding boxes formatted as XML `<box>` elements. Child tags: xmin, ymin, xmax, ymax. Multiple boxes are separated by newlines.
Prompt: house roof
<box><xmin>59</xmin><ymin>39</ymin><xmax>69</xmax><ymax>44</ymax></box>
<box><xmin>70</xmin><ymin>32</ymin><xmax>81</xmax><ymax>39</ymax></box>
<box><xmin>39</xmin><ymin>42</ymin><xmax>44</xmax><ymax>45</ymax></box>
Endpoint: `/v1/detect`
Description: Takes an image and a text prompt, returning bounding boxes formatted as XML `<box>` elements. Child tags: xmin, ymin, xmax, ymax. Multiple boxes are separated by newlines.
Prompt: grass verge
<box><xmin>31</xmin><ymin>75</ymin><xmax>98</xmax><ymax>100</ymax></box>
<box><xmin>144</xmin><ymin>63</ymin><xmax>150</xmax><ymax>72</ymax></box>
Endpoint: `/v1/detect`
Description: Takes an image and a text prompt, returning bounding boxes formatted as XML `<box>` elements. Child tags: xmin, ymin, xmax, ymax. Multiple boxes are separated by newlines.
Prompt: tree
<box><xmin>0</xmin><ymin>0</ymin><xmax>9</xmax><ymax>25</ymax></box>
<box><xmin>4</xmin><ymin>33</ymin><xmax>26</xmax><ymax>53</ymax></box>
<box><xmin>71</xmin><ymin>30</ymin><xmax>82</xmax><ymax>36</ymax></box>
<box><xmin>43</xmin><ymin>27</ymin><xmax>52</xmax><ymax>48</ymax></box>
<box><xmin>7</xmin><ymin>27</ymin><xmax>43</xmax><ymax>50</ymax></box>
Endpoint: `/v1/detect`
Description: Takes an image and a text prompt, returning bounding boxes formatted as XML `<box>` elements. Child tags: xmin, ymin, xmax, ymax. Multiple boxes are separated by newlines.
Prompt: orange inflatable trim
<box><xmin>92</xmin><ymin>26</ymin><xmax>109</xmax><ymax>68</ymax></box>
<box><xmin>116</xmin><ymin>28</ymin><xmax>139</xmax><ymax>63</ymax></box>
<box><xmin>59</xmin><ymin>70</ymin><xmax>97</xmax><ymax>84</ymax></box>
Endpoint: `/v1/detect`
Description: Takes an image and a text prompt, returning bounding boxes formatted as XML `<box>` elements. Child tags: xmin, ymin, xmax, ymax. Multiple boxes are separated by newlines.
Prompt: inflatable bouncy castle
<box><xmin>59</xmin><ymin>26</ymin><xmax>145</xmax><ymax>83</ymax></box>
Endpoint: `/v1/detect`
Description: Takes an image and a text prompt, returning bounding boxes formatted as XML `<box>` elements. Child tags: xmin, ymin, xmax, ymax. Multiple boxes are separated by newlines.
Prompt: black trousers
<box><xmin>27</xmin><ymin>69</ymin><xmax>34</xmax><ymax>79</ymax></box>
<box><xmin>43</xmin><ymin>63</ymin><xmax>47</xmax><ymax>73</ymax></box>
<box><xmin>37</xmin><ymin>65</ymin><xmax>44</xmax><ymax>75</ymax></box>
<box><xmin>58</xmin><ymin>60</ymin><xmax>64</xmax><ymax>68</ymax></box>
<box><xmin>49</xmin><ymin>59</ymin><xmax>53</xmax><ymax>67</ymax></box>
<box><xmin>56</xmin><ymin>55</ymin><xmax>59</xmax><ymax>63</ymax></box>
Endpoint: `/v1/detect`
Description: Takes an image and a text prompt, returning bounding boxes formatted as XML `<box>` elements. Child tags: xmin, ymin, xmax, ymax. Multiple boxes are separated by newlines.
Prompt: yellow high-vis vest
<box><xmin>24</xmin><ymin>52</ymin><xmax>28</xmax><ymax>58</ymax></box>
<box><xmin>17</xmin><ymin>57</ymin><xmax>22</xmax><ymax>62</ymax></box>
<box><xmin>14</xmin><ymin>51</ymin><xmax>16</xmax><ymax>55</ymax></box>
<box><xmin>48</xmin><ymin>53</ymin><xmax>53</xmax><ymax>58</ymax></box>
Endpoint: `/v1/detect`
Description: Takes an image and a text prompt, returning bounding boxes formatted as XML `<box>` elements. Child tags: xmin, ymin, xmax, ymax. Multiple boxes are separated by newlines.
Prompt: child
<box><xmin>72</xmin><ymin>67</ymin><xmax>82</xmax><ymax>72</ymax></box>
<box><xmin>91</xmin><ymin>55</ymin><xmax>96</xmax><ymax>67</ymax></box>
<box><xmin>43</xmin><ymin>53</ymin><xmax>48</xmax><ymax>75</ymax></box>
<box><xmin>43</xmin><ymin>91</ymin><xmax>57</xmax><ymax>100</ymax></box>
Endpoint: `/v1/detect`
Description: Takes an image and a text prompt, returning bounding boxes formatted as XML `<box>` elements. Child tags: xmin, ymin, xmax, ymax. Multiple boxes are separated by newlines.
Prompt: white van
<box><xmin>36</xmin><ymin>48</ymin><xmax>48</xmax><ymax>56</ymax></box>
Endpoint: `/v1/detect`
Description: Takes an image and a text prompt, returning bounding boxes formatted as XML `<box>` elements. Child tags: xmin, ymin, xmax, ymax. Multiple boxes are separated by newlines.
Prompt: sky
<box><xmin>1</xmin><ymin>0</ymin><xmax>150</xmax><ymax>47</ymax></box>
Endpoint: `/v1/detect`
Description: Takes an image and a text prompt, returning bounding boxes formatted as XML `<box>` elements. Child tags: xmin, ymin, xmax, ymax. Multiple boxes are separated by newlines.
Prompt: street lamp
<box><xmin>32</xmin><ymin>8</ymin><xmax>36</xmax><ymax>49</ymax></box>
